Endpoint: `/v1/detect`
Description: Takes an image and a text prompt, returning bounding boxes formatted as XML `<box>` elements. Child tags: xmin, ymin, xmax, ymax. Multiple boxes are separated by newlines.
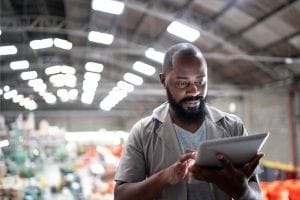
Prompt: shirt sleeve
<box><xmin>114</xmin><ymin>120</ymin><xmax>147</xmax><ymax>183</ymax></box>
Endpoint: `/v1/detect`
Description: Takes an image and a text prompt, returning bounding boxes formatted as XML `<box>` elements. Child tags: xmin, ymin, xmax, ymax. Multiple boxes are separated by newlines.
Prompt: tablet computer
<box><xmin>195</xmin><ymin>132</ymin><xmax>269</xmax><ymax>168</ymax></box>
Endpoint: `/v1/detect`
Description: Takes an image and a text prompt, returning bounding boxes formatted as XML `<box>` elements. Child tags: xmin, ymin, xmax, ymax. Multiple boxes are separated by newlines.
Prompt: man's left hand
<box><xmin>189</xmin><ymin>153</ymin><xmax>264</xmax><ymax>199</ymax></box>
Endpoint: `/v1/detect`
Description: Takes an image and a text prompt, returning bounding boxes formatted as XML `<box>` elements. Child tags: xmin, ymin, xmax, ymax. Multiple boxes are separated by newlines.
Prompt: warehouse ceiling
<box><xmin>0</xmin><ymin>0</ymin><xmax>300</xmax><ymax>117</ymax></box>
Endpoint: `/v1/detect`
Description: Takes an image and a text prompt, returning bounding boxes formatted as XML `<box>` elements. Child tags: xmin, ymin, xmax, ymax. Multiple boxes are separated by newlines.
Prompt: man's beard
<box><xmin>166</xmin><ymin>87</ymin><xmax>206</xmax><ymax>124</ymax></box>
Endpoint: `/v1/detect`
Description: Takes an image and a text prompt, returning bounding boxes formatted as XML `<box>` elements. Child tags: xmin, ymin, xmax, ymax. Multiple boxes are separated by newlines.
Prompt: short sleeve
<box><xmin>114</xmin><ymin>120</ymin><xmax>147</xmax><ymax>183</ymax></box>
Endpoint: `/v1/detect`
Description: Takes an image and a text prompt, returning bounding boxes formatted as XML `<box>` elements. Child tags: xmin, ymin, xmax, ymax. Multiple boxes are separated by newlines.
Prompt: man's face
<box><xmin>166</xmin><ymin>86</ymin><xmax>206</xmax><ymax>123</ymax></box>
<box><xmin>161</xmin><ymin>52</ymin><xmax>208</xmax><ymax>123</ymax></box>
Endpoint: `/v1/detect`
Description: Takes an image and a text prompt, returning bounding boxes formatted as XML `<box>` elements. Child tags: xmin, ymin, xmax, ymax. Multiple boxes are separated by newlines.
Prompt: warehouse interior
<box><xmin>1</xmin><ymin>0</ymin><xmax>300</xmax><ymax>199</ymax></box>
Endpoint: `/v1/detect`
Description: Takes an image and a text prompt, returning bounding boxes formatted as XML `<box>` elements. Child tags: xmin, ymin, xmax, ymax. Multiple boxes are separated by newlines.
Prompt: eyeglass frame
<box><xmin>173</xmin><ymin>77</ymin><xmax>207</xmax><ymax>89</ymax></box>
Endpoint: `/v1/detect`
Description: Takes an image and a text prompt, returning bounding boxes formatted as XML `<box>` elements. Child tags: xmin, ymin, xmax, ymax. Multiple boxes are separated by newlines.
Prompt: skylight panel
<box><xmin>167</xmin><ymin>21</ymin><xmax>200</xmax><ymax>42</ymax></box>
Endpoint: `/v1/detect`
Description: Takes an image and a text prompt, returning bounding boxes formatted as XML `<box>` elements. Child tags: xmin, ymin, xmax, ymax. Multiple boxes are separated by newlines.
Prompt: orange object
<box><xmin>268</xmin><ymin>188</ymin><xmax>289</xmax><ymax>200</ymax></box>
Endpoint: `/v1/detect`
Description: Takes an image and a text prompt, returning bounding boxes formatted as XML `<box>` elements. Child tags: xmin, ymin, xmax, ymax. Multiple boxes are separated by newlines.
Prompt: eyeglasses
<box><xmin>174</xmin><ymin>78</ymin><xmax>206</xmax><ymax>89</ymax></box>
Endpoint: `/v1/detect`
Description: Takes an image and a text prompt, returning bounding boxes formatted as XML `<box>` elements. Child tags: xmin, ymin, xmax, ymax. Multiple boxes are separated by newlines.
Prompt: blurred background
<box><xmin>0</xmin><ymin>0</ymin><xmax>300</xmax><ymax>199</ymax></box>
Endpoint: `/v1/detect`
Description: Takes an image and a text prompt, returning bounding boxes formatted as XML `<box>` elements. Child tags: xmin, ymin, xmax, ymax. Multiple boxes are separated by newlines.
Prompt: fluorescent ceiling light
<box><xmin>123</xmin><ymin>73</ymin><xmax>143</xmax><ymax>85</ymax></box>
<box><xmin>100</xmin><ymin>101</ymin><xmax>112</xmax><ymax>111</ymax></box>
<box><xmin>88</xmin><ymin>31</ymin><xmax>114</xmax><ymax>45</ymax></box>
<box><xmin>81</xmin><ymin>92</ymin><xmax>94</xmax><ymax>104</ymax></box>
<box><xmin>53</xmin><ymin>38</ymin><xmax>72</xmax><ymax>50</ymax></box>
<box><xmin>85</xmin><ymin>62</ymin><xmax>104</xmax><ymax>73</ymax></box>
<box><xmin>133</xmin><ymin>61</ymin><xmax>156</xmax><ymax>76</ymax></box>
<box><xmin>24</xmin><ymin>100</ymin><xmax>38</xmax><ymax>110</ymax></box>
<box><xmin>167</xmin><ymin>21</ymin><xmax>200</xmax><ymax>42</ymax></box>
<box><xmin>28</xmin><ymin>78</ymin><xmax>43</xmax><ymax>87</ymax></box>
<box><xmin>145</xmin><ymin>48</ymin><xmax>165</xmax><ymax>63</ymax></box>
<box><xmin>33</xmin><ymin>83</ymin><xmax>47</xmax><ymax>92</ymax></box>
<box><xmin>44</xmin><ymin>93</ymin><xmax>57</xmax><ymax>104</ymax></box>
<box><xmin>117</xmin><ymin>81</ymin><xmax>134</xmax><ymax>92</ymax></box>
<box><xmin>10</xmin><ymin>60</ymin><xmax>29</xmax><ymax>70</ymax></box>
<box><xmin>50</xmin><ymin>74</ymin><xmax>65</xmax><ymax>87</ymax></box>
<box><xmin>19</xmin><ymin>97</ymin><xmax>30</xmax><ymax>106</ymax></box>
<box><xmin>0</xmin><ymin>30</ymin><xmax>2</xmax><ymax>35</ymax></box>
<box><xmin>45</xmin><ymin>65</ymin><xmax>61</xmax><ymax>75</ymax></box>
<box><xmin>99</xmin><ymin>87</ymin><xmax>127</xmax><ymax>111</ymax></box>
<box><xmin>13</xmin><ymin>95</ymin><xmax>24</xmax><ymax>103</ymax></box>
<box><xmin>49</xmin><ymin>71</ymin><xmax>77</xmax><ymax>87</ymax></box>
<box><xmin>284</xmin><ymin>58</ymin><xmax>293</xmax><ymax>64</ymax></box>
<box><xmin>92</xmin><ymin>0</ymin><xmax>124</xmax><ymax>15</ymax></box>
<box><xmin>84</xmin><ymin>72</ymin><xmax>101</xmax><ymax>82</ymax></box>
<box><xmin>57</xmin><ymin>89</ymin><xmax>68</xmax><ymax>98</ymax></box>
<box><xmin>20</xmin><ymin>71</ymin><xmax>38</xmax><ymax>80</ymax></box>
<box><xmin>69</xmin><ymin>89</ymin><xmax>78</xmax><ymax>100</ymax></box>
<box><xmin>45</xmin><ymin>65</ymin><xmax>76</xmax><ymax>75</ymax></box>
<box><xmin>3</xmin><ymin>85</ymin><xmax>10</xmax><ymax>92</ymax></box>
<box><xmin>4</xmin><ymin>90</ymin><xmax>18</xmax><ymax>99</ymax></box>
<box><xmin>83</xmin><ymin>79</ymin><xmax>98</xmax><ymax>88</ymax></box>
<box><xmin>64</xmin><ymin>74</ymin><xmax>77</xmax><ymax>88</ymax></box>
<box><xmin>30</xmin><ymin>38</ymin><xmax>53</xmax><ymax>49</ymax></box>
<box><xmin>61</xmin><ymin>65</ymin><xmax>76</xmax><ymax>74</ymax></box>
<box><xmin>0</xmin><ymin>45</ymin><xmax>17</xmax><ymax>55</ymax></box>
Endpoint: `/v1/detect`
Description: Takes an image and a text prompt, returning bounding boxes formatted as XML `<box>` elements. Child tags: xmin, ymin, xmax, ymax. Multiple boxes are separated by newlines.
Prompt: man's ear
<box><xmin>159</xmin><ymin>73</ymin><xmax>166</xmax><ymax>87</ymax></box>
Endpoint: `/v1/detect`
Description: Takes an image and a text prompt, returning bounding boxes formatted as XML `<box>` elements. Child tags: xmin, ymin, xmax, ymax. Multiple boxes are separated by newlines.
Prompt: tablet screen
<box><xmin>195</xmin><ymin>132</ymin><xmax>269</xmax><ymax>167</ymax></box>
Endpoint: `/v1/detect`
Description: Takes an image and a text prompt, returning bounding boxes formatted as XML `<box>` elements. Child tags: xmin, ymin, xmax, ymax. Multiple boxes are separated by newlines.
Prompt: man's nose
<box><xmin>186</xmin><ymin>82</ymin><xmax>199</xmax><ymax>94</ymax></box>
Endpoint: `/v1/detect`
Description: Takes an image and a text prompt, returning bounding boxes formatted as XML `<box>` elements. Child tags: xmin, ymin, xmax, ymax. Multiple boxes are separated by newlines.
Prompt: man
<box><xmin>114</xmin><ymin>43</ymin><xmax>263</xmax><ymax>200</ymax></box>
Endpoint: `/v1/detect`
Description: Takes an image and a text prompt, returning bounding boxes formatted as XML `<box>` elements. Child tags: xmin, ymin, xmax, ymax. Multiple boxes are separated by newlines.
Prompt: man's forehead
<box><xmin>172</xmin><ymin>51</ymin><xmax>204</xmax><ymax>64</ymax></box>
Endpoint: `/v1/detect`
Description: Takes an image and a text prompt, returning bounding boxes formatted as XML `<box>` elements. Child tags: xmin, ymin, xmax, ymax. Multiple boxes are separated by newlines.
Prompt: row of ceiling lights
<box><xmin>0</xmin><ymin>0</ymin><xmax>200</xmax><ymax>111</ymax></box>
<box><xmin>90</xmin><ymin>0</ymin><xmax>199</xmax><ymax>110</ymax></box>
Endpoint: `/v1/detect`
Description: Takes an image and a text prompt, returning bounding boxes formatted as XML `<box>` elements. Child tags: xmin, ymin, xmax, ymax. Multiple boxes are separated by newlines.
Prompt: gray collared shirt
<box><xmin>115</xmin><ymin>102</ymin><xmax>250</xmax><ymax>200</ymax></box>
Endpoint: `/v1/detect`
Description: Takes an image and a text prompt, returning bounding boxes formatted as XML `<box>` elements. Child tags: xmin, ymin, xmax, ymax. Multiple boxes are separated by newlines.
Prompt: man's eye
<box><xmin>195</xmin><ymin>80</ymin><xmax>204</xmax><ymax>86</ymax></box>
<box><xmin>177</xmin><ymin>80</ymin><xmax>188</xmax><ymax>88</ymax></box>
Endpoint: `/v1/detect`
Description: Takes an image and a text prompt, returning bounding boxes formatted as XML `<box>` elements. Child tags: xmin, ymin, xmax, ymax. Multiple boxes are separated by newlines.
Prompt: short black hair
<box><xmin>162</xmin><ymin>43</ymin><xmax>202</xmax><ymax>73</ymax></box>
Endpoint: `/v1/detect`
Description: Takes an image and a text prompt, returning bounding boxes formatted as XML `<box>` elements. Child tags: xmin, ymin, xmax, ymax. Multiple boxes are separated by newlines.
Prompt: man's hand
<box><xmin>162</xmin><ymin>151</ymin><xmax>196</xmax><ymax>185</ymax></box>
<box><xmin>189</xmin><ymin>153</ymin><xmax>264</xmax><ymax>199</ymax></box>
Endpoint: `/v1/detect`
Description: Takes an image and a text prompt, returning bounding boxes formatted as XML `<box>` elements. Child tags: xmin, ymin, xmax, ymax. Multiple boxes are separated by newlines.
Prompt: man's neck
<box><xmin>169</xmin><ymin>109</ymin><xmax>204</xmax><ymax>133</ymax></box>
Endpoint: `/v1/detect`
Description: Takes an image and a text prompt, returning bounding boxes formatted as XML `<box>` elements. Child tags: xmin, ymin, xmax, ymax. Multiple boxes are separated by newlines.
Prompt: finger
<box><xmin>179</xmin><ymin>152</ymin><xmax>196</xmax><ymax>163</ymax></box>
<box><xmin>217</xmin><ymin>154</ymin><xmax>234</xmax><ymax>171</ymax></box>
<box><xmin>185</xmin><ymin>149</ymin><xmax>196</xmax><ymax>154</ymax></box>
<box><xmin>243</xmin><ymin>153</ymin><xmax>264</xmax><ymax>177</ymax></box>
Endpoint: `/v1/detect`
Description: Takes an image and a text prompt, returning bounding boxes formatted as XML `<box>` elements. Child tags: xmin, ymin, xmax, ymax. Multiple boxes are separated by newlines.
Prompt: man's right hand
<box><xmin>114</xmin><ymin>151</ymin><xmax>196</xmax><ymax>200</ymax></box>
<box><xmin>162</xmin><ymin>151</ymin><xmax>196</xmax><ymax>185</ymax></box>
